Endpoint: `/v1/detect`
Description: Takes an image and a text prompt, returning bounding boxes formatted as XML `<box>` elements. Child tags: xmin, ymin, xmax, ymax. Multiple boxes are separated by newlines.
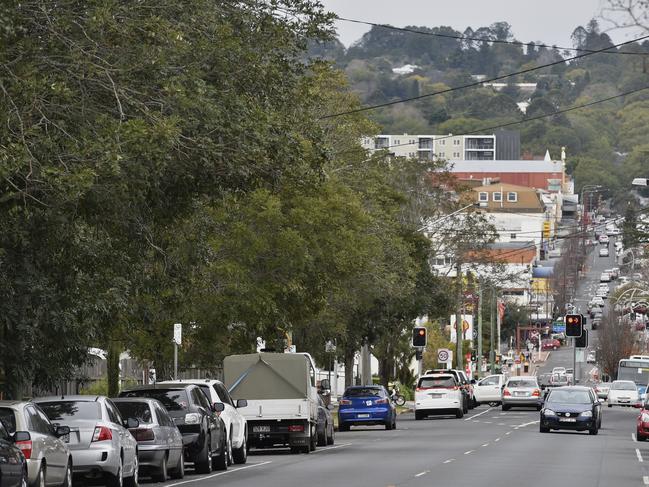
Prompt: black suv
<box><xmin>119</xmin><ymin>385</ymin><xmax>227</xmax><ymax>473</ymax></box>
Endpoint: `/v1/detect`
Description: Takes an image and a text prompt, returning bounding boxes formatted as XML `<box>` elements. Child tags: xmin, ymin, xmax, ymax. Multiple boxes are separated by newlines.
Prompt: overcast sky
<box><xmin>320</xmin><ymin>0</ymin><xmax>642</xmax><ymax>48</ymax></box>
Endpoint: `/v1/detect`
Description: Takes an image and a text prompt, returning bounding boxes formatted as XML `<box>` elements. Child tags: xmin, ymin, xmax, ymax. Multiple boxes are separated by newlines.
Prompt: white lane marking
<box><xmin>643</xmin><ymin>475</ymin><xmax>649</xmax><ymax>485</ymax></box>
<box><xmin>311</xmin><ymin>443</ymin><xmax>351</xmax><ymax>453</ymax></box>
<box><xmin>515</xmin><ymin>420</ymin><xmax>540</xmax><ymax>429</ymax></box>
<box><xmin>166</xmin><ymin>461</ymin><xmax>272</xmax><ymax>487</ymax></box>
<box><xmin>465</xmin><ymin>408</ymin><xmax>492</xmax><ymax>421</ymax></box>
<box><xmin>464</xmin><ymin>450</ymin><xmax>474</xmax><ymax>455</ymax></box>
<box><xmin>482</xmin><ymin>443</ymin><xmax>489</xmax><ymax>447</ymax></box>
<box><xmin>637</xmin><ymin>448</ymin><xmax>644</xmax><ymax>463</ymax></box>
<box><xmin>443</xmin><ymin>459</ymin><xmax>455</xmax><ymax>464</ymax></box>
<box><xmin>505</xmin><ymin>431</ymin><xmax>512</xmax><ymax>435</ymax></box>
<box><xmin>415</xmin><ymin>471</ymin><xmax>429</xmax><ymax>478</ymax></box>
<box><xmin>633</xmin><ymin>433</ymin><xmax>637</xmax><ymax>442</ymax></box>
<box><xmin>498</xmin><ymin>423</ymin><xmax>506</xmax><ymax>426</ymax></box>
<box><xmin>473</xmin><ymin>420</ymin><xmax>480</xmax><ymax>423</ymax></box>
<box><xmin>483</xmin><ymin>421</ymin><xmax>492</xmax><ymax>424</ymax></box>
<box><xmin>494</xmin><ymin>437</ymin><xmax>501</xmax><ymax>442</ymax></box>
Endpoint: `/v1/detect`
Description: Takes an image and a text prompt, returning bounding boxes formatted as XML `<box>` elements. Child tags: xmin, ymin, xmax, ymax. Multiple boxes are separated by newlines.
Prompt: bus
<box><xmin>617</xmin><ymin>357</ymin><xmax>649</xmax><ymax>398</ymax></box>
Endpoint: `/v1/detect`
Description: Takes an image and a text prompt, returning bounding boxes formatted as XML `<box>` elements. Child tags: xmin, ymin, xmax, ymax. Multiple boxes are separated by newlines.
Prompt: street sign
<box><xmin>173</xmin><ymin>323</ymin><xmax>182</xmax><ymax>345</ymax></box>
<box><xmin>325</xmin><ymin>340</ymin><xmax>337</xmax><ymax>353</ymax></box>
<box><xmin>438</xmin><ymin>349</ymin><xmax>450</xmax><ymax>363</ymax></box>
<box><xmin>553</xmin><ymin>322</ymin><xmax>566</xmax><ymax>333</ymax></box>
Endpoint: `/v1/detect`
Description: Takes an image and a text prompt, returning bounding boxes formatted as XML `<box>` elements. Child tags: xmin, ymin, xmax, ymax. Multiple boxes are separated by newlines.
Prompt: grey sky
<box><xmin>320</xmin><ymin>0</ymin><xmax>641</xmax><ymax>48</ymax></box>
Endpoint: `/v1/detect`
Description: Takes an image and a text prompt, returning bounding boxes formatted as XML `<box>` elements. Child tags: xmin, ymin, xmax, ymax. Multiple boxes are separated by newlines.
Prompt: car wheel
<box><xmin>169</xmin><ymin>454</ymin><xmax>184</xmax><ymax>479</ymax></box>
<box><xmin>536</xmin><ymin>405</ymin><xmax>542</xmax><ymax>411</ymax></box>
<box><xmin>152</xmin><ymin>453</ymin><xmax>168</xmax><ymax>483</ymax></box>
<box><xmin>107</xmin><ymin>457</ymin><xmax>123</xmax><ymax>487</ymax></box>
<box><xmin>327</xmin><ymin>423</ymin><xmax>335</xmax><ymax>445</ymax></box>
<box><xmin>415</xmin><ymin>411</ymin><xmax>424</xmax><ymax>420</ymax></box>
<box><xmin>318</xmin><ymin>424</ymin><xmax>327</xmax><ymax>445</ymax></box>
<box><xmin>308</xmin><ymin>428</ymin><xmax>317</xmax><ymax>452</ymax></box>
<box><xmin>195</xmin><ymin>435</ymin><xmax>213</xmax><ymax>474</ymax></box>
<box><xmin>60</xmin><ymin>460</ymin><xmax>72</xmax><ymax>487</ymax></box>
<box><xmin>34</xmin><ymin>463</ymin><xmax>46</xmax><ymax>487</ymax></box>
<box><xmin>339</xmin><ymin>422</ymin><xmax>350</xmax><ymax>432</ymax></box>
<box><xmin>385</xmin><ymin>417</ymin><xmax>393</xmax><ymax>430</ymax></box>
<box><xmin>124</xmin><ymin>455</ymin><xmax>138</xmax><ymax>487</ymax></box>
<box><xmin>539</xmin><ymin>425</ymin><xmax>550</xmax><ymax>433</ymax></box>
<box><xmin>463</xmin><ymin>399</ymin><xmax>468</xmax><ymax>414</ymax></box>
<box><xmin>589</xmin><ymin>427</ymin><xmax>599</xmax><ymax>436</ymax></box>
<box><xmin>502</xmin><ymin>404</ymin><xmax>511</xmax><ymax>411</ymax></box>
<box><xmin>608</xmin><ymin>403</ymin><xmax>613</xmax><ymax>408</ymax></box>
<box><xmin>232</xmin><ymin>431</ymin><xmax>248</xmax><ymax>464</ymax></box>
<box><xmin>21</xmin><ymin>468</ymin><xmax>28</xmax><ymax>487</ymax></box>
<box><xmin>212</xmin><ymin>434</ymin><xmax>228</xmax><ymax>471</ymax></box>
<box><xmin>456</xmin><ymin>408</ymin><xmax>464</xmax><ymax>419</ymax></box>
<box><xmin>638</xmin><ymin>433</ymin><xmax>647</xmax><ymax>442</ymax></box>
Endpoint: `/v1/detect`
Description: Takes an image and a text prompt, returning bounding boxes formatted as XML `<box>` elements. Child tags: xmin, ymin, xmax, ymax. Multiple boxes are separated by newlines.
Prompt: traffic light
<box><xmin>470</xmin><ymin>350</ymin><xmax>477</xmax><ymax>362</ymax></box>
<box><xmin>412</xmin><ymin>327</ymin><xmax>427</xmax><ymax>347</ymax></box>
<box><xmin>565</xmin><ymin>314</ymin><xmax>583</xmax><ymax>338</ymax></box>
<box><xmin>575</xmin><ymin>329</ymin><xmax>588</xmax><ymax>348</ymax></box>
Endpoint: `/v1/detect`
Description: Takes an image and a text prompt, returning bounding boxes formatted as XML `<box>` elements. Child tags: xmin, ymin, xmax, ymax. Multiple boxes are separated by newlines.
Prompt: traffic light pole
<box><xmin>456</xmin><ymin>261</ymin><xmax>463</xmax><ymax>371</ymax></box>
<box><xmin>573</xmin><ymin>339</ymin><xmax>576</xmax><ymax>385</ymax></box>
<box><xmin>477</xmin><ymin>283</ymin><xmax>483</xmax><ymax>378</ymax></box>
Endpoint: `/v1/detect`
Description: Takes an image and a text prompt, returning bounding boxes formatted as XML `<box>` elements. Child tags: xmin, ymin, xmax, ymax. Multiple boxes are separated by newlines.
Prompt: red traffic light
<box><xmin>418</xmin><ymin>329</ymin><xmax>425</xmax><ymax>336</ymax></box>
<box><xmin>412</xmin><ymin>327</ymin><xmax>427</xmax><ymax>347</ymax></box>
<box><xmin>565</xmin><ymin>314</ymin><xmax>583</xmax><ymax>338</ymax></box>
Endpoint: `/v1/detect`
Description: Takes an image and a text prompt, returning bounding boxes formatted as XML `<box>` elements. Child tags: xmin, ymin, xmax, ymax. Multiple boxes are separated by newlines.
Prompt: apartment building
<box><xmin>361</xmin><ymin>133</ymin><xmax>496</xmax><ymax>161</ymax></box>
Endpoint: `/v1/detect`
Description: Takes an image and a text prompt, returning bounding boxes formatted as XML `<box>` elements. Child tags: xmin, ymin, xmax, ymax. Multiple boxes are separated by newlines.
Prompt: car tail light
<box><xmin>532</xmin><ymin>389</ymin><xmax>541</xmax><ymax>397</ymax></box>
<box><xmin>416</xmin><ymin>387</ymin><xmax>430</xmax><ymax>392</ymax></box>
<box><xmin>448</xmin><ymin>386</ymin><xmax>460</xmax><ymax>390</ymax></box>
<box><xmin>339</xmin><ymin>399</ymin><xmax>351</xmax><ymax>405</ymax></box>
<box><xmin>15</xmin><ymin>440</ymin><xmax>32</xmax><ymax>459</ymax></box>
<box><xmin>375</xmin><ymin>398</ymin><xmax>389</xmax><ymax>404</ymax></box>
<box><xmin>288</xmin><ymin>425</ymin><xmax>304</xmax><ymax>432</ymax></box>
<box><xmin>503</xmin><ymin>389</ymin><xmax>511</xmax><ymax>396</ymax></box>
<box><xmin>131</xmin><ymin>428</ymin><xmax>155</xmax><ymax>441</ymax></box>
<box><xmin>92</xmin><ymin>426</ymin><xmax>113</xmax><ymax>442</ymax></box>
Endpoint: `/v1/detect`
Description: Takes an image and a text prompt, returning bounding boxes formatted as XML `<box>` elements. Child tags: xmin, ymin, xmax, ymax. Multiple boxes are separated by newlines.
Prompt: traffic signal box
<box><xmin>412</xmin><ymin>327</ymin><xmax>427</xmax><ymax>347</ymax></box>
<box><xmin>575</xmin><ymin>329</ymin><xmax>588</xmax><ymax>348</ymax></box>
<box><xmin>565</xmin><ymin>314</ymin><xmax>583</xmax><ymax>338</ymax></box>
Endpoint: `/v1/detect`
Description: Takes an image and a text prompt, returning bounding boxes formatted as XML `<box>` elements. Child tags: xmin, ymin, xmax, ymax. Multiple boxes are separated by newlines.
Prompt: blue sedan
<box><xmin>539</xmin><ymin>386</ymin><xmax>602</xmax><ymax>435</ymax></box>
<box><xmin>338</xmin><ymin>386</ymin><xmax>396</xmax><ymax>431</ymax></box>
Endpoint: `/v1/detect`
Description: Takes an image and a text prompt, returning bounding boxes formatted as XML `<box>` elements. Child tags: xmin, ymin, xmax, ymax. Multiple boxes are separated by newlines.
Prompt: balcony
<box><xmin>374</xmin><ymin>137</ymin><xmax>390</xmax><ymax>150</ymax></box>
<box><xmin>465</xmin><ymin>138</ymin><xmax>495</xmax><ymax>150</ymax></box>
<box><xmin>465</xmin><ymin>151</ymin><xmax>495</xmax><ymax>160</ymax></box>
<box><xmin>418</xmin><ymin>138</ymin><xmax>433</xmax><ymax>150</ymax></box>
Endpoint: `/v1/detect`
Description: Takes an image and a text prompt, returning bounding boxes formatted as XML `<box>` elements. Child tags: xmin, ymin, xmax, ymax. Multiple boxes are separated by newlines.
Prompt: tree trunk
<box><xmin>344</xmin><ymin>347</ymin><xmax>355</xmax><ymax>387</ymax></box>
<box><xmin>107</xmin><ymin>341</ymin><xmax>121</xmax><ymax>397</ymax></box>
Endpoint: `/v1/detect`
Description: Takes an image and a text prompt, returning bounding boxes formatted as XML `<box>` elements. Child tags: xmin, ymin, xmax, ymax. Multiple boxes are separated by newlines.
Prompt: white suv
<box><xmin>414</xmin><ymin>374</ymin><xmax>464</xmax><ymax>420</ymax></box>
<box><xmin>159</xmin><ymin>379</ymin><xmax>248</xmax><ymax>465</ymax></box>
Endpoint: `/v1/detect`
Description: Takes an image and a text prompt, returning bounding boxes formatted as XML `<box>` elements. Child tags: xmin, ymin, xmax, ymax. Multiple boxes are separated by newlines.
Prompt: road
<box><xmin>140</xmin><ymin>237</ymin><xmax>647</xmax><ymax>487</ymax></box>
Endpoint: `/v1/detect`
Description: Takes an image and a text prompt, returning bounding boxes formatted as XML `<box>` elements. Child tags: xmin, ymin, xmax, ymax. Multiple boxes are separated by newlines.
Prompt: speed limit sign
<box><xmin>438</xmin><ymin>349</ymin><xmax>450</xmax><ymax>362</ymax></box>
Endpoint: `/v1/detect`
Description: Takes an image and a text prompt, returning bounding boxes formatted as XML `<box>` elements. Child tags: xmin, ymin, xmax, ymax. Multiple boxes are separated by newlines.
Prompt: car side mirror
<box><xmin>12</xmin><ymin>431</ymin><xmax>30</xmax><ymax>443</ymax></box>
<box><xmin>55</xmin><ymin>425</ymin><xmax>70</xmax><ymax>437</ymax></box>
<box><xmin>212</xmin><ymin>402</ymin><xmax>225</xmax><ymax>413</ymax></box>
<box><xmin>470</xmin><ymin>379</ymin><xmax>476</xmax><ymax>385</ymax></box>
<box><xmin>125</xmin><ymin>417</ymin><xmax>139</xmax><ymax>429</ymax></box>
<box><xmin>236</xmin><ymin>399</ymin><xmax>248</xmax><ymax>409</ymax></box>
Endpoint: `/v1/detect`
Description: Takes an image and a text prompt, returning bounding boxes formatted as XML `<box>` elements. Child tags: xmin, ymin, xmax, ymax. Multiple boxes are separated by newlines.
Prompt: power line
<box><xmin>344</xmin><ymin>84</ymin><xmax>649</xmax><ymax>156</ymax></box>
<box><xmin>321</xmin><ymin>33</ymin><xmax>649</xmax><ymax>119</ymax></box>
<box><xmin>335</xmin><ymin>17</ymin><xmax>648</xmax><ymax>56</ymax></box>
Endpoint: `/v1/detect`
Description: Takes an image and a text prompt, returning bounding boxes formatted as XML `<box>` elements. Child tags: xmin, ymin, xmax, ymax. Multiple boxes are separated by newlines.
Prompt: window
<box><xmin>38</xmin><ymin>401</ymin><xmax>102</xmax><ymax>421</ymax></box>
<box><xmin>507</xmin><ymin>192</ymin><xmax>518</xmax><ymax>202</ymax></box>
<box><xmin>214</xmin><ymin>384</ymin><xmax>234</xmax><ymax>406</ymax></box>
<box><xmin>492</xmin><ymin>192</ymin><xmax>502</xmax><ymax>202</ymax></box>
<box><xmin>479</xmin><ymin>376</ymin><xmax>499</xmax><ymax>386</ymax></box>
<box><xmin>454</xmin><ymin>139</ymin><xmax>460</xmax><ymax>145</ymax></box>
<box><xmin>439</xmin><ymin>140</ymin><xmax>445</xmax><ymax>145</ymax></box>
<box><xmin>478</xmin><ymin>192</ymin><xmax>488</xmax><ymax>202</ymax></box>
<box><xmin>105</xmin><ymin>400</ymin><xmax>123</xmax><ymax>425</ymax></box>
<box><xmin>114</xmin><ymin>401</ymin><xmax>153</xmax><ymax>424</ymax></box>
<box><xmin>510</xmin><ymin>233</ymin><xmax>517</xmax><ymax>240</ymax></box>
<box><xmin>0</xmin><ymin>408</ymin><xmax>16</xmax><ymax>434</ymax></box>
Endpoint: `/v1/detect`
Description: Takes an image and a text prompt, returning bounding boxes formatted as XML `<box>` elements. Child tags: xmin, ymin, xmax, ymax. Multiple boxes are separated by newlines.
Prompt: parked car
<box><xmin>118</xmin><ymin>386</ymin><xmax>227</xmax><ymax>473</ymax></box>
<box><xmin>599</xmin><ymin>234</ymin><xmax>610</xmax><ymax>244</ymax></box>
<box><xmin>34</xmin><ymin>396</ymin><xmax>139</xmax><ymax>487</ymax></box>
<box><xmin>0</xmin><ymin>419</ymin><xmax>29</xmax><ymax>487</ymax></box>
<box><xmin>637</xmin><ymin>399</ymin><xmax>649</xmax><ymax>441</ymax></box>
<box><xmin>315</xmin><ymin>396</ymin><xmax>335</xmax><ymax>446</ymax></box>
<box><xmin>541</xmin><ymin>339</ymin><xmax>561</xmax><ymax>351</ymax></box>
<box><xmin>0</xmin><ymin>401</ymin><xmax>72</xmax><ymax>487</ymax></box>
<box><xmin>589</xmin><ymin>296</ymin><xmax>605</xmax><ymax>308</ymax></box>
<box><xmin>599</xmin><ymin>248</ymin><xmax>610</xmax><ymax>258</ymax></box>
<box><xmin>424</xmin><ymin>369</ymin><xmax>473</xmax><ymax>411</ymax></box>
<box><xmin>338</xmin><ymin>386</ymin><xmax>396</xmax><ymax>431</ymax></box>
<box><xmin>594</xmin><ymin>382</ymin><xmax>612</xmax><ymax>400</ymax></box>
<box><xmin>414</xmin><ymin>374</ymin><xmax>464</xmax><ymax>419</ymax></box>
<box><xmin>112</xmin><ymin>398</ymin><xmax>184</xmax><ymax>481</ymax></box>
<box><xmin>540</xmin><ymin>386</ymin><xmax>602</xmax><ymax>435</ymax></box>
<box><xmin>607</xmin><ymin>380</ymin><xmax>640</xmax><ymax>407</ymax></box>
<box><xmin>501</xmin><ymin>376</ymin><xmax>542</xmax><ymax>411</ymax></box>
<box><xmin>600</xmin><ymin>271</ymin><xmax>611</xmax><ymax>282</ymax></box>
<box><xmin>158</xmin><ymin>379</ymin><xmax>248</xmax><ymax>465</ymax></box>
<box><xmin>473</xmin><ymin>374</ymin><xmax>506</xmax><ymax>406</ymax></box>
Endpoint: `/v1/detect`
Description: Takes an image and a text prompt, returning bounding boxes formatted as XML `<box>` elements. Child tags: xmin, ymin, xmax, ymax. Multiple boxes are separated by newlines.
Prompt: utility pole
<box><xmin>456</xmin><ymin>261</ymin><xmax>463</xmax><ymax>371</ymax></box>
<box><xmin>490</xmin><ymin>289</ymin><xmax>496</xmax><ymax>374</ymax></box>
<box><xmin>477</xmin><ymin>281</ymin><xmax>483</xmax><ymax>378</ymax></box>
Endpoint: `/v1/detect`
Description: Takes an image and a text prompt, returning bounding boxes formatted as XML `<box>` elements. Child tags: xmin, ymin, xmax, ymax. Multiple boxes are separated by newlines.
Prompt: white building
<box><xmin>361</xmin><ymin>133</ymin><xmax>496</xmax><ymax>161</ymax></box>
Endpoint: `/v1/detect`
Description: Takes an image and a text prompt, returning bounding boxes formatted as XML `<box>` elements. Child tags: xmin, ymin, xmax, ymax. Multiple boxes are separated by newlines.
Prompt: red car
<box><xmin>541</xmin><ymin>339</ymin><xmax>561</xmax><ymax>351</ymax></box>
<box><xmin>637</xmin><ymin>404</ymin><xmax>649</xmax><ymax>441</ymax></box>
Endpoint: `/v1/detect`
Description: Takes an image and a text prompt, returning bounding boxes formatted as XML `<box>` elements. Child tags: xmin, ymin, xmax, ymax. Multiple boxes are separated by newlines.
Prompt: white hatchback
<box><xmin>414</xmin><ymin>374</ymin><xmax>464</xmax><ymax>420</ymax></box>
<box><xmin>473</xmin><ymin>374</ymin><xmax>506</xmax><ymax>405</ymax></box>
<box><xmin>607</xmin><ymin>380</ymin><xmax>639</xmax><ymax>407</ymax></box>
<box><xmin>159</xmin><ymin>379</ymin><xmax>248</xmax><ymax>465</ymax></box>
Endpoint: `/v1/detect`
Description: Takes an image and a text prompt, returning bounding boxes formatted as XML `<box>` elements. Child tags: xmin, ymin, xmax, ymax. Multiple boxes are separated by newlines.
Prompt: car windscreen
<box><xmin>612</xmin><ymin>382</ymin><xmax>637</xmax><ymax>390</ymax></box>
<box><xmin>38</xmin><ymin>401</ymin><xmax>102</xmax><ymax>421</ymax></box>
<box><xmin>120</xmin><ymin>389</ymin><xmax>189</xmax><ymax>411</ymax></box>
<box><xmin>344</xmin><ymin>387</ymin><xmax>381</xmax><ymax>397</ymax></box>
<box><xmin>418</xmin><ymin>377</ymin><xmax>455</xmax><ymax>389</ymax></box>
<box><xmin>114</xmin><ymin>402</ymin><xmax>153</xmax><ymax>424</ymax></box>
<box><xmin>0</xmin><ymin>408</ymin><xmax>16</xmax><ymax>434</ymax></box>
<box><xmin>548</xmin><ymin>390</ymin><xmax>592</xmax><ymax>404</ymax></box>
<box><xmin>507</xmin><ymin>380</ymin><xmax>537</xmax><ymax>388</ymax></box>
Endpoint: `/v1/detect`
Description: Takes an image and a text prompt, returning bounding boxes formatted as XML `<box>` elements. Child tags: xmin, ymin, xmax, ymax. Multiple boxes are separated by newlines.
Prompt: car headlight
<box><xmin>579</xmin><ymin>411</ymin><xmax>593</xmax><ymax>418</ymax></box>
<box><xmin>543</xmin><ymin>409</ymin><xmax>556</xmax><ymax>416</ymax></box>
<box><xmin>641</xmin><ymin>412</ymin><xmax>649</xmax><ymax>422</ymax></box>
<box><xmin>184</xmin><ymin>413</ymin><xmax>201</xmax><ymax>424</ymax></box>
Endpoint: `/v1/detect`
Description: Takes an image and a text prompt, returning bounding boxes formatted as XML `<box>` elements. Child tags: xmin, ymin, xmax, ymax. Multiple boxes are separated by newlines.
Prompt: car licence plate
<box><xmin>515</xmin><ymin>392</ymin><xmax>528</xmax><ymax>396</ymax></box>
<box><xmin>428</xmin><ymin>393</ymin><xmax>443</xmax><ymax>398</ymax></box>
<box><xmin>357</xmin><ymin>413</ymin><xmax>370</xmax><ymax>418</ymax></box>
<box><xmin>253</xmin><ymin>425</ymin><xmax>271</xmax><ymax>433</ymax></box>
<box><xmin>559</xmin><ymin>418</ymin><xmax>577</xmax><ymax>422</ymax></box>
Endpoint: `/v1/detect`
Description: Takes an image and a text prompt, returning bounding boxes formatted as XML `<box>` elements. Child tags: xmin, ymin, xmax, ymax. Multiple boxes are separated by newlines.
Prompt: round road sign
<box><xmin>438</xmin><ymin>349</ymin><xmax>450</xmax><ymax>362</ymax></box>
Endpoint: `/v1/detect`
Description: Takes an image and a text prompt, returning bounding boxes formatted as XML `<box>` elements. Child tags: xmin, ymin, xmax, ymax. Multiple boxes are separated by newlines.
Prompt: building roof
<box><xmin>473</xmin><ymin>182</ymin><xmax>540</xmax><ymax>193</ymax></box>
<box><xmin>450</xmin><ymin>160</ymin><xmax>564</xmax><ymax>173</ymax></box>
<box><xmin>473</xmin><ymin>183</ymin><xmax>544</xmax><ymax>213</ymax></box>
<box><xmin>465</xmin><ymin>241</ymin><xmax>536</xmax><ymax>264</ymax></box>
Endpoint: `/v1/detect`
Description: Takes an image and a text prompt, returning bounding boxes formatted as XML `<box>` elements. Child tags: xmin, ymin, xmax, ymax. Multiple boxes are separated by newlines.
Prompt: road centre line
<box><xmin>505</xmin><ymin>431</ymin><xmax>512</xmax><ymax>435</ymax></box>
<box><xmin>166</xmin><ymin>461</ymin><xmax>272</xmax><ymax>487</ymax></box>
<box><xmin>465</xmin><ymin>408</ymin><xmax>492</xmax><ymax>421</ymax></box>
<box><xmin>443</xmin><ymin>459</ymin><xmax>455</xmax><ymax>464</ymax></box>
<box><xmin>637</xmin><ymin>448</ymin><xmax>644</xmax><ymax>463</ymax></box>
<box><xmin>311</xmin><ymin>443</ymin><xmax>351</xmax><ymax>453</ymax></box>
<box><xmin>643</xmin><ymin>475</ymin><xmax>649</xmax><ymax>485</ymax></box>
<box><xmin>494</xmin><ymin>438</ymin><xmax>501</xmax><ymax>442</ymax></box>
<box><xmin>415</xmin><ymin>471</ymin><xmax>429</xmax><ymax>478</ymax></box>
<box><xmin>464</xmin><ymin>450</ymin><xmax>474</xmax><ymax>455</ymax></box>
<box><xmin>482</xmin><ymin>443</ymin><xmax>489</xmax><ymax>447</ymax></box>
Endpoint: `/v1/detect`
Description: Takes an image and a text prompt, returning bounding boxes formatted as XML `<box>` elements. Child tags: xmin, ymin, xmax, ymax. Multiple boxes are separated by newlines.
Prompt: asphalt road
<box><xmin>133</xmin><ymin>235</ymin><xmax>646</xmax><ymax>486</ymax></box>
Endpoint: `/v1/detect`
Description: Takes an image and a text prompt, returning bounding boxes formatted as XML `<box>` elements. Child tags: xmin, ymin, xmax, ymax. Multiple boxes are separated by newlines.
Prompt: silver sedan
<box><xmin>35</xmin><ymin>396</ymin><xmax>139</xmax><ymax>487</ymax></box>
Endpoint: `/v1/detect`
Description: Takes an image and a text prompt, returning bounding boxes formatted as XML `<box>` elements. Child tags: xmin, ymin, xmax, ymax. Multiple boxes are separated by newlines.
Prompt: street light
<box><xmin>632</xmin><ymin>178</ymin><xmax>649</xmax><ymax>187</ymax></box>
